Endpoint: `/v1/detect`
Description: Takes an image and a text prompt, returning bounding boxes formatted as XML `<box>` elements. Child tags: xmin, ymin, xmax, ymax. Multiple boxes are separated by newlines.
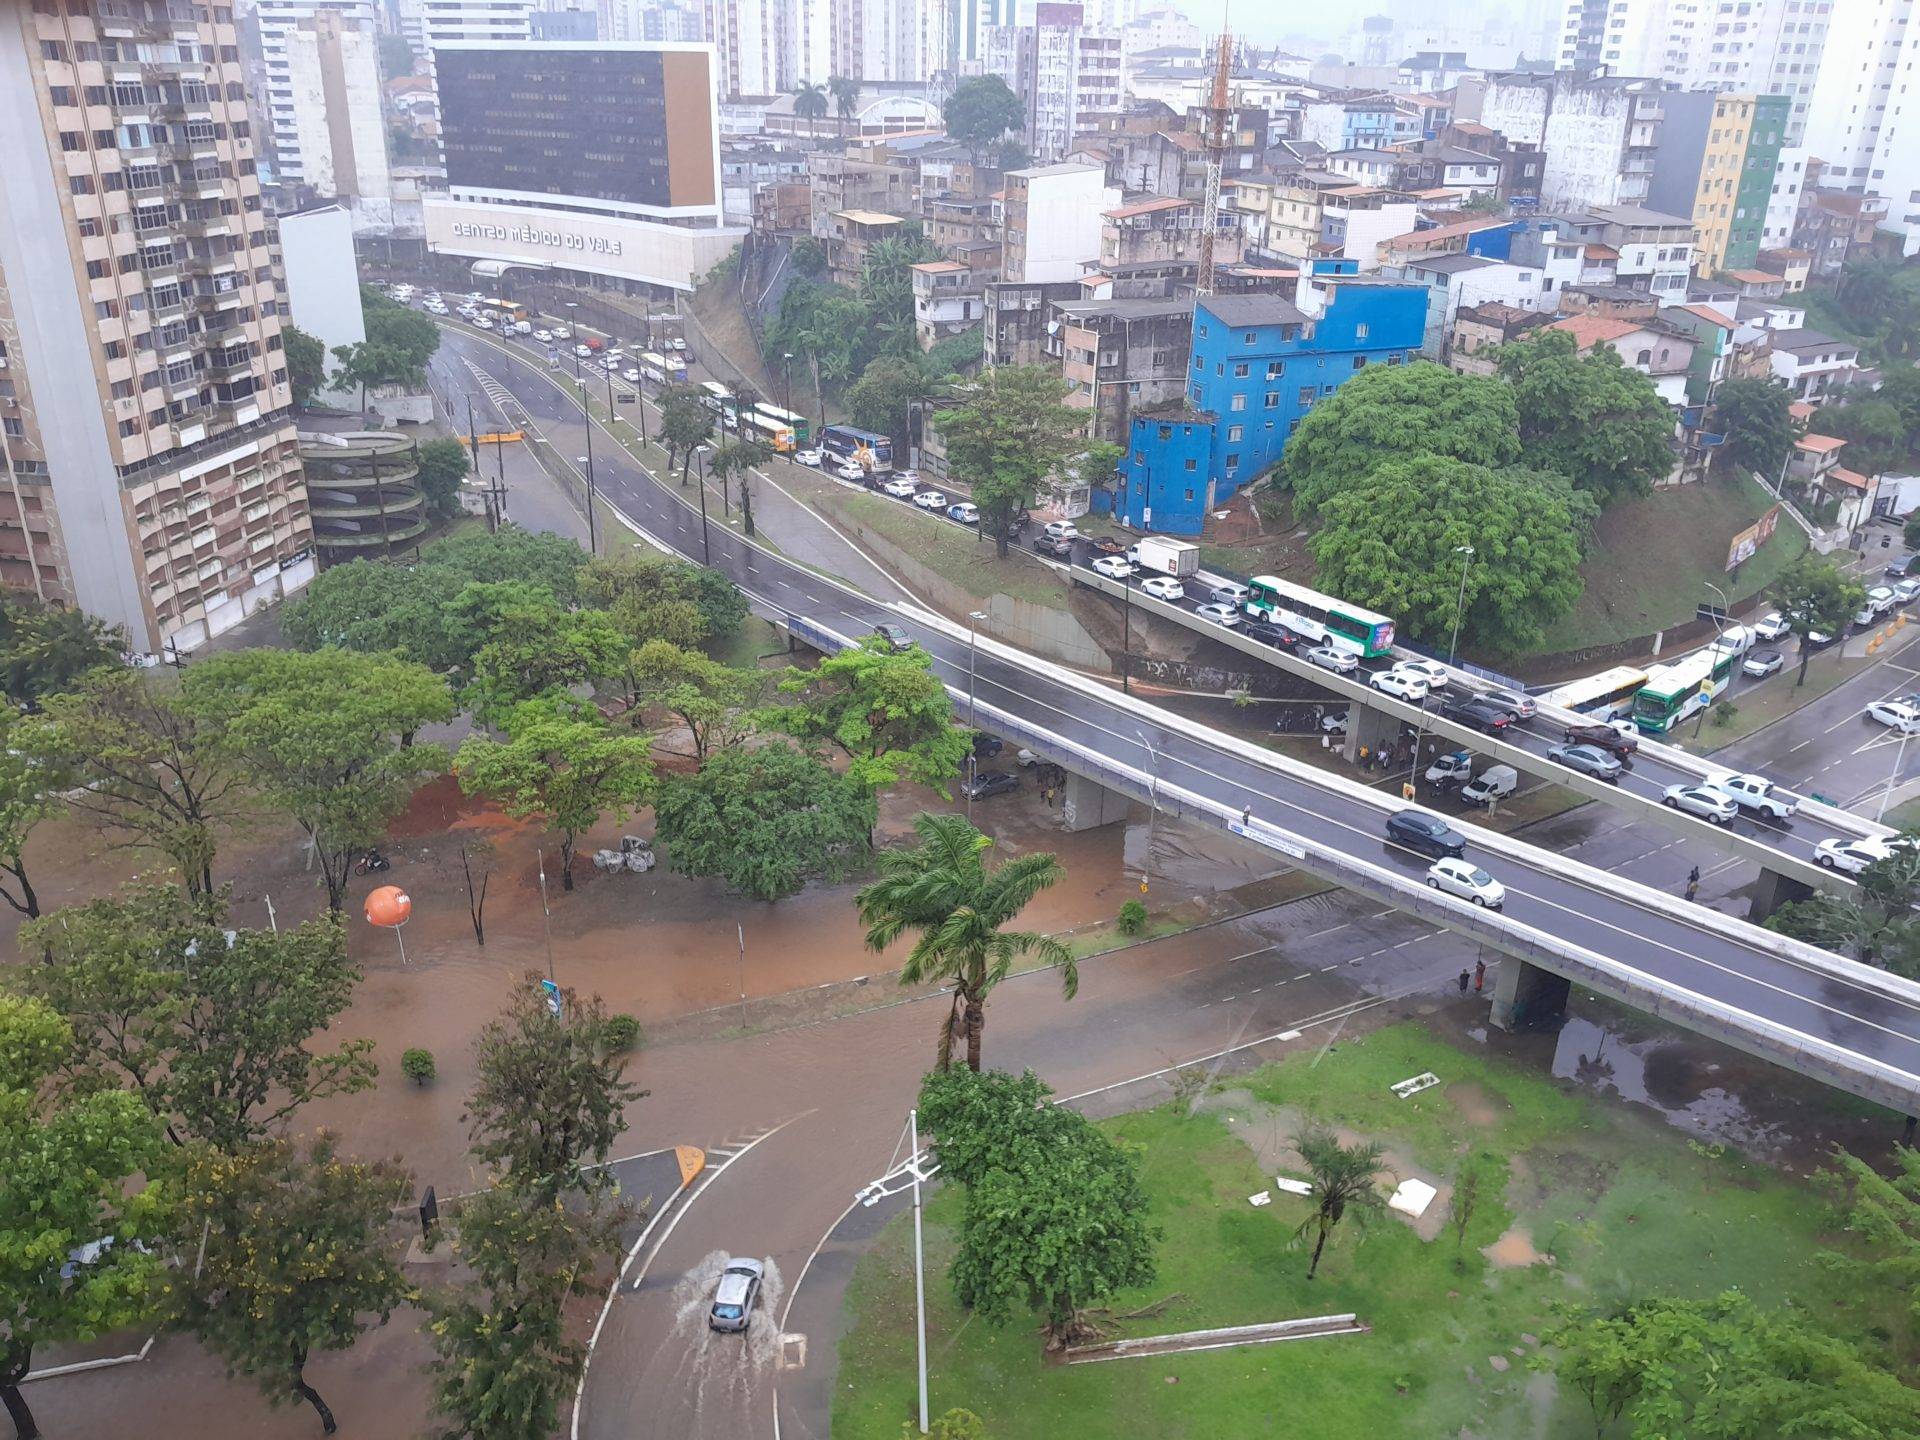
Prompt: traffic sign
<box><xmin>540</xmin><ymin>979</ymin><xmax>562</xmax><ymax>1016</ymax></box>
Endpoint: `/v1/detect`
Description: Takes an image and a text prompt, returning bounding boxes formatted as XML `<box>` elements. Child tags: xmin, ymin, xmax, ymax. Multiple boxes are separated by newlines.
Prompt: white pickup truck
<box><xmin>1706</xmin><ymin>772</ymin><xmax>1798</xmax><ymax>820</ymax></box>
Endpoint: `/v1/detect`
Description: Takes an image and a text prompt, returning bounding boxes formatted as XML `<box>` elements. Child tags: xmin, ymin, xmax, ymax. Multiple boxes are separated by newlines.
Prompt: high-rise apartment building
<box><xmin>252</xmin><ymin>2</ymin><xmax>393</xmax><ymax>213</ymax></box>
<box><xmin>1803</xmin><ymin>0</ymin><xmax>1920</xmax><ymax>255</ymax></box>
<box><xmin>1646</xmin><ymin>90</ymin><xmax>1788</xmax><ymax>272</ymax></box>
<box><xmin>0</xmin><ymin>0</ymin><xmax>312</xmax><ymax>653</ymax></box>
<box><xmin>1556</xmin><ymin>1</ymin><xmax>1831</xmax><ymax>143</ymax></box>
<box><xmin>399</xmin><ymin>0</ymin><xmax>533</xmax><ymax>73</ymax></box>
<box><xmin>253</xmin><ymin>2</ymin><xmax>377</xmax><ymax>188</ymax></box>
<box><xmin>705</xmin><ymin>0</ymin><xmax>783</xmax><ymax>95</ymax></box>
<box><xmin>984</xmin><ymin>2</ymin><xmax>1121</xmax><ymax>163</ymax></box>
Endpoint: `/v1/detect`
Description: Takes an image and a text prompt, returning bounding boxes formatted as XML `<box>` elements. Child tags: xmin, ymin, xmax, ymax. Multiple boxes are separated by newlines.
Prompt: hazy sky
<box><xmin>1174</xmin><ymin>0</ymin><xmax>1558</xmax><ymax>57</ymax></box>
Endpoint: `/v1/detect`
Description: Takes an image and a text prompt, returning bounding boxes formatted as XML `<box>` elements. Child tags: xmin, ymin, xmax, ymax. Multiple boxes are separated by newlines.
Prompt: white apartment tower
<box><xmin>0</xmin><ymin>0</ymin><xmax>313</xmax><ymax>652</ymax></box>
<box><xmin>254</xmin><ymin>2</ymin><xmax>394</xmax><ymax>206</ymax></box>
<box><xmin>1803</xmin><ymin>0</ymin><xmax>1920</xmax><ymax>254</ymax></box>
<box><xmin>399</xmin><ymin>0</ymin><xmax>533</xmax><ymax>72</ymax></box>
<box><xmin>707</xmin><ymin>0</ymin><xmax>784</xmax><ymax>94</ymax></box>
<box><xmin>985</xmin><ymin>3</ymin><xmax>1121</xmax><ymax>163</ymax></box>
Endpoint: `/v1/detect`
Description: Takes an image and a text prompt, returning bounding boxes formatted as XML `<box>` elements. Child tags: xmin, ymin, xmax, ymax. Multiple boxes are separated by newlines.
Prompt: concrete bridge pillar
<box><xmin>1340</xmin><ymin>701</ymin><xmax>1402</xmax><ymax>766</ymax></box>
<box><xmin>1747</xmin><ymin>866</ymin><xmax>1814</xmax><ymax>923</ymax></box>
<box><xmin>1490</xmin><ymin>957</ymin><xmax>1570</xmax><ymax>1031</ymax></box>
<box><xmin>1062</xmin><ymin>771</ymin><xmax>1131</xmax><ymax>831</ymax></box>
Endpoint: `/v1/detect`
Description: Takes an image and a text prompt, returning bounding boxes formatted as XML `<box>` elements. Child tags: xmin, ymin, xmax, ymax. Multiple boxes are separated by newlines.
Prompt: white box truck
<box><xmin>1128</xmin><ymin>537</ymin><xmax>1200</xmax><ymax>578</ymax></box>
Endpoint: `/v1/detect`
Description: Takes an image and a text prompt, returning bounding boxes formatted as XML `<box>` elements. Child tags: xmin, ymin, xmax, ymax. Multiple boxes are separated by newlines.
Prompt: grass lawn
<box><xmin>813</xmin><ymin>487</ymin><xmax>1075</xmax><ymax>610</ymax></box>
<box><xmin>831</xmin><ymin>1022</ymin><xmax>1900</xmax><ymax>1440</ymax></box>
<box><xmin>1531</xmin><ymin>473</ymin><xmax>1808</xmax><ymax>657</ymax></box>
<box><xmin>1660</xmin><ymin>650</ymin><xmax>1871</xmax><ymax>753</ymax></box>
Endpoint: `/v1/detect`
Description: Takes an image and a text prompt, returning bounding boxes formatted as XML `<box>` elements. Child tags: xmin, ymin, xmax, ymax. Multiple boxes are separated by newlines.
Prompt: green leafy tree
<box><xmin>455</xmin><ymin>700</ymin><xmax>653</xmax><ymax>890</ymax></box>
<box><xmin>361</xmin><ymin>288</ymin><xmax>440</xmax><ymax>369</ymax></box>
<box><xmin>1769</xmin><ymin>553</ymin><xmax>1867</xmax><ymax>685</ymax></box>
<box><xmin>1292</xmin><ymin>1126</ymin><xmax>1388</xmax><ymax>1279</ymax></box>
<box><xmin>464</xmin><ymin>975</ymin><xmax>643</xmax><ymax>1198</ymax></box>
<box><xmin>790</xmin><ymin>235</ymin><xmax>827</xmax><ymax>276</ymax></box>
<box><xmin>1766</xmin><ymin>842</ymin><xmax>1920</xmax><ymax>978</ymax></box>
<box><xmin>0</xmin><ymin>994</ymin><xmax>170</xmax><ymax>1440</ymax></box>
<box><xmin>1818</xmin><ymin>1143</ymin><xmax>1920</xmax><ymax>1341</ymax></box>
<box><xmin>415</xmin><ymin>437</ymin><xmax>471</xmax><ymax>519</ymax></box>
<box><xmin>772</xmin><ymin>635</ymin><xmax>970</xmax><ymax>792</ymax></box>
<box><xmin>1817</xmin><ymin>397</ymin><xmax>1906</xmax><ymax>476</ymax></box>
<box><xmin>653</xmin><ymin>740</ymin><xmax>874</xmax><ymax>901</ymax></box>
<box><xmin>284</xmin><ymin>324</ymin><xmax>329</xmax><ymax>408</ymax></box>
<box><xmin>1832</xmin><ymin>259</ymin><xmax>1920</xmax><ymax>363</ymax></box>
<box><xmin>18</xmin><ymin>884</ymin><xmax>378</xmax><ymax>1150</ymax></box>
<box><xmin>578</xmin><ymin>551</ymin><xmax>736</xmax><ymax>656</ymax></box>
<box><xmin>466</xmin><ymin>601</ymin><xmax>628</xmax><ymax>727</ymax></box>
<box><xmin>1712</xmin><ymin>376</ymin><xmax>1797</xmax><ymax>476</ymax></box>
<box><xmin>1283</xmin><ymin>362</ymin><xmax>1522</xmax><ymax>514</ymax></box>
<box><xmin>934</xmin><ymin>365</ymin><xmax>1089</xmax><ymax>558</ymax></box>
<box><xmin>0</xmin><ymin>709</ymin><xmax>62</xmax><ymax>920</ymax></box>
<box><xmin>708</xmin><ymin>437</ymin><xmax>773</xmax><ymax>538</ymax></box>
<box><xmin>903</xmin><ymin>1411</ymin><xmax>985</xmax><ymax>1440</ymax></box>
<box><xmin>858</xmin><ymin>812</ymin><xmax>1072</xmax><ymax>1071</ymax></box>
<box><xmin>1307</xmin><ymin>456</ymin><xmax>1594</xmax><ymax>654</ymax></box>
<box><xmin>0</xmin><ymin>595</ymin><xmax>125</xmax><ymax>709</ymax></box>
<box><xmin>1546</xmin><ymin>1291</ymin><xmax>1920</xmax><ymax>1439</ymax></box>
<box><xmin>846</xmin><ymin>354</ymin><xmax>929</xmax><ymax>448</ymax></box>
<box><xmin>183</xmin><ymin>648</ymin><xmax>452</xmax><ymax>911</ymax></box>
<box><xmin>628</xmin><ymin>640</ymin><xmax>760</xmax><ymax>761</ymax></box>
<box><xmin>944</xmin><ymin>74</ymin><xmax>1024</xmax><ymax>159</ymax></box>
<box><xmin>859</xmin><ymin>232</ymin><xmax>941</xmax><ymax>345</ymax></box>
<box><xmin>657</xmin><ymin>385</ymin><xmax>715</xmax><ymax>484</ymax></box>
<box><xmin>173</xmin><ymin>1134</ymin><xmax>410</xmax><ymax>1435</ymax></box>
<box><xmin>1499</xmin><ymin>329</ymin><xmax>1675</xmax><ymax>503</ymax></box>
<box><xmin>423</xmin><ymin>1182</ymin><xmax>623</xmax><ymax>1440</ymax></box>
<box><xmin>26</xmin><ymin>668</ymin><xmax>244</xmax><ymax>903</ymax></box>
<box><xmin>1876</xmin><ymin>363</ymin><xmax>1920</xmax><ymax>457</ymax></box>
<box><xmin>926</xmin><ymin>1067</ymin><xmax>1156</xmax><ymax>1349</ymax></box>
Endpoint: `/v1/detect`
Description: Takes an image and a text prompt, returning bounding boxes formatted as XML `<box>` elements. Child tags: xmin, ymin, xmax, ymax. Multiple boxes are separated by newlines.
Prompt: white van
<box><xmin>1708</xmin><ymin>624</ymin><xmax>1753</xmax><ymax>658</ymax></box>
<box><xmin>1459</xmin><ymin>764</ymin><xmax>1519</xmax><ymax>807</ymax></box>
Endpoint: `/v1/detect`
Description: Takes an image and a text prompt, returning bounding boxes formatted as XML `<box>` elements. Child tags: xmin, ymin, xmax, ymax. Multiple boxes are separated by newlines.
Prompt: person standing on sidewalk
<box><xmin>1473</xmin><ymin>959</ymin><xmax>1486</xmax><ymax>993</ymax></box>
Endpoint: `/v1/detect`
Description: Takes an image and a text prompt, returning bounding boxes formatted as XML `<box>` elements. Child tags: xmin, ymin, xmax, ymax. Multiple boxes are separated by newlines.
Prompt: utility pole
<box><xmin>1197</xmin><ymin>26</ymin><xmax>1233</xmax><ymax>296</ymax></box>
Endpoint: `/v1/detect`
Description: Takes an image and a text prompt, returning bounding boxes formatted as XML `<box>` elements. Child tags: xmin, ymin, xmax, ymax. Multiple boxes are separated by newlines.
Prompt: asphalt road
<box><xmin>428</xmin><ymin>325</ymin><xmax>1920</xmax><ymax>1440</ymax></box>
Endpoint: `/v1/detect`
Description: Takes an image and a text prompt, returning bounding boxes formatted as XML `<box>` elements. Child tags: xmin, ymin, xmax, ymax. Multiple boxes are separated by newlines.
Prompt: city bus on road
<box><xmin>821</xmin><ymin>424</ymin><xmax>893</xmax><ymax>471</ymax></box>
<box><xmin>1544</xmin><ymin>665</ymin><xmax>1650</xmax><ymax>722</ymax></box>
<box><xmin>477</xmin><ymin>298</ymin><xmax>529</xmax><ymax>326</ymax></box>
<box><xmin>742</xmin><ymin>410</ymin><xmax>795</xmax><ymax>452</ymax></box>
<box><xmin>698</xmin><ymin>380</ymin><xmax>732</xmax><ymax>413</ymax></box>
<box><xmin>1241</xmin><ymin>576</ymin><xmax>1395</xmax><ymax>659</ymax></box>
<box><xmin>1631</xmin><ymin>648</ymin><xmax>1738</xmax><ymax>733</ymax></box>
<box><xmin>641</xmin><ymin>351</ymin><xmax>688</xmax><ymax>385</ymax></box>
<box><xmin>752</xmin><ymin>402</ymin><xmax>812</xmax><ymax>447</ymax></box>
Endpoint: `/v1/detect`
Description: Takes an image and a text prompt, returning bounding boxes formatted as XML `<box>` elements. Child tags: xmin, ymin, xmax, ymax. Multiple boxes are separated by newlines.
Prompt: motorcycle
<box><xmin>355</xmin><ymin>848</ymin><xmax>392</xmax><ymax>875</ymax></box>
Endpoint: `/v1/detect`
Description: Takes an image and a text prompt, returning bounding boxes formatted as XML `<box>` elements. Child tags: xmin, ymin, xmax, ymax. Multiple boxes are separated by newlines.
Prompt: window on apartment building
<box><xmin>1353</xmin><ymin>357</ymin><xmax>1368</xmax><ymax>371</ymax></box>
<box><xmin>1298</xmin><ymin>385</ymin><xmax>1316</xmax><ymax>406</ymax></box>
<box><xmin>1228</xmin><ymin>425</ymin><xmax>1244</xmax><ymax>442</ymax></box>
<box><xmin>1183</xmin><ymin>458</ymin><xmax>1197</xmax><ymax>472</ymax></box>
<box><xmin>1230</xmin><ymin>394</ymin><xmax>1246</xmax><ymax>411</ymax></box>
<box><xmin>1264</xmin><ymin>392</ymin><xmax>1280</xmax><ymax>409</ymax></box>
<box><xmin>1233</xmin><ymin>362</ymin><xmax>1250</xmax><ymax>378</ymax></box>
<box><xmin>58</xmin><ymin>131</ymin><xmax>85</xmax><ymax>152</ymax></box>
<box><xmin>41</xmin><ymin>40</ymin><xmax>66</xmax><ymax>61</ymax></box>
<box><xmin>1266</xmin><ymin>360</ymin><xmax>1285</xmax><ymax>378</ymax></box>
<box><xmin>1225</xmin><ymin>454</ymin><xmax>1241</xmax><ymax>471</ymax></box>
<box><xmin>118</xmin><ymin>417</ymin><xmax>141</xmax><ymax>438</ymax></box>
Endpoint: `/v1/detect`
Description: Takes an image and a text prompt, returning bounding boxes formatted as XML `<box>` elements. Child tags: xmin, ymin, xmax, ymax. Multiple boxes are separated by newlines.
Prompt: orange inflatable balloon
<box><xmin>364</xmin><ymin>885</ymin><xmax>412</xmax><ymax>928</ymax></box>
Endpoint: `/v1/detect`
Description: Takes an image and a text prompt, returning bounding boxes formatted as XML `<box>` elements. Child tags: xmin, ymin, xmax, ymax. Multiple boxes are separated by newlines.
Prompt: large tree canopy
<box><xmin>943</xmin><ymin>75</ymin><xmax>1023</xmax><ymax>155</ymax></box>
<box><xmin>934</xmin><ymin>365</ymin><xmax>1089</xmax><ymax>558</ymax></box>
<box><xmin>1306</xmin><ymin>455</ymin><xmax>1595</xmax><ymax>654</ymax></box>
<box><xmin>1499</xmin><ymin>330</ymin><xmax>1675</xmax><ymax>503</ymax></box>
<box><xmin>1712</xmin><ymin>375</ymin><xmax>1797</xmax><ymax>477</ymax></box>
<box><xmin>1284</xmin><ymin>361</ymin><xmax>1522</xmax><ymax>514</ymax></box>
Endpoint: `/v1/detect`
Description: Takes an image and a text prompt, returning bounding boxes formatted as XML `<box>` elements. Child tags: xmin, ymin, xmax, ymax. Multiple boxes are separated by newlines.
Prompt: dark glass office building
<box><xmin>435</xmin><ymin>44</ymin><xmax>717</xmax><ymax>214</ymax></box>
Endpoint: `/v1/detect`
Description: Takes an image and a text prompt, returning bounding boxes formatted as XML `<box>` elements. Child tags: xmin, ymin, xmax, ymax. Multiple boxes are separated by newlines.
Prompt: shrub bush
<box><xmin>603</xmin><ymin>1013</ymin><xmax>642</xmax><ymax>1051</ymax></box>
<box><xmin>1117</xmin><ymin>899</ymin><xmax>1148</xmax><ymax>937</ymax></box>
<box><xmin>401</xmin><ymin>1047</ymin><xmax>436</xmax><ymax>1085</ymax></box>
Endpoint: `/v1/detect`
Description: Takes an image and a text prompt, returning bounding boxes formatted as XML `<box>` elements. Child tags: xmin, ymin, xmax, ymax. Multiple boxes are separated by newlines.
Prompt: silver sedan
<box><xmin>1662</xmin><ymin>784</ymin><xmax>1738</xmax><ymax>826</ymax></box>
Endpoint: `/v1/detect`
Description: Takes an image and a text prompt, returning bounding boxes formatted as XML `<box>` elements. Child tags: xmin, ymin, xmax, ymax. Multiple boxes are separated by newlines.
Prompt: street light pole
<box><xmin>966</xmin><ymin>609</ymin><xmax>987</xmax><ymax>727</ymax></box>
<box><xmin>1695</xmin><ymin>581</ymin><xmax>1731</xmax><ymax>740</ymax></box>
<box><xmin>1133</xmin><ymin>725</ymin><xmax>1158</xmax><ymax>894</ymax></box>
<box><xmin>1879</xmin><ymin>726</ymin><xmax>1913</xmax><ymax>822</ymax></box>
<box><xmin>856</xmin><ymin>1113</ymin><xmax>938</xmax><ymax>1437</ymax></box>
<box><xmin>695</xmin><ymin>445</ymin><xmax>712</xmax><ymax>562</ymax></box>
<box><xmin>577</xmin><ymin>449</ymin><xmax>598</xmax><ymax>558</ymax></box>
<box><xmin>783</xmin><ymin>351</ymin><xmax>794</xmax><ymax>413</ymax></box>
<box><xmin>1447</xmin><ymin>545</ymin><xmax>1475</xmax><ymax>667</ymax></box>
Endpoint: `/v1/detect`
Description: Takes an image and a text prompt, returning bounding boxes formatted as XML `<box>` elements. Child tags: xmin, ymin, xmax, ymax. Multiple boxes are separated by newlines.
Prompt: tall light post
<box><xmin>783</xmin><ymin>351</ymin><xmax>794</xmax><ymax>413</ymax></box>
<box><xmin>1878</xmin><ymin>724</ymin><xmax>1915</xmax><ymax>822</ymax></box>
<box><xmin>965</xmin><ymin>609</ymin><xmax>988</xmax><ymax>821</ymax></box>
<box><xmin>576</xmin><ymin>449</ymin><xmax>598</xmax><ymax>557</ymax></box>
<box><xmin>694</xmin><ymin>443</ymin><xmax>712</xmax><ymax>562</ymax></box>
<box><xmin>1695</xmin><ymin>580</ymin><xmax>1731</xmax><ymax>739</ymax></box>
<box><xmin>856</xmin><ymin>1113</ymin><xmax>939</xmax><ymax>1436</ymax></box>
<box><xmin>1133</xmin><ymin>725</ymin><xmax>1158</xmax><ymax>895</ymax></box>
<box><xmin>1446</xmin><ymin>544</ymin><xmax>1475</xmax><ymax>667</ymax></box>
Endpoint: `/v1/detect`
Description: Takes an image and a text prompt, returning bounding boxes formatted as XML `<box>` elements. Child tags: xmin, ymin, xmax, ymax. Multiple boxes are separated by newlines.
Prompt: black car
<box><xmin>971</xmin><ymin>732</ymin><xmax>1004</xmax><ymax>759</ymax></box>
<box><xmin>1436</xmin><ymin>696</ymin><xmax>1515</xmax><ymax>736</ymax></box>
<box><xmin>874</xmin><ymin>623</ymin><xmax>914</xmax><ymax>652</ymax></box>
<box><xmin>962</xmin><ymin>770</ymin><xmax>1020</xmax><ymax>800</ymax></box>
<box><xmin>1385</xmin><ymin>810</ymin><xmax>1466</xmax><ymax>859</ymax></box>
<box><xmin>1562</xmin><ymin>722</ymin><xmax>1638</xmax><ymax>758</ymax></box>
<box><xmin>1240</xmin><ymin>619</ymin><xmax>1297</xmax><ymax>647</ymax></box>
<box><xmin>1889</xmin><ymin>555</ymin><xmax>1912</xmax><ymax>579</ymax></box>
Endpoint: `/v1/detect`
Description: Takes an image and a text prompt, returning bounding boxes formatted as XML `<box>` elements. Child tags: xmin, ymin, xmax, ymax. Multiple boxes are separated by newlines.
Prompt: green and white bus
<box><xmin>1630</xmin><ymin>648</ymin><xmax>1738</xmax><ymax>733</ymax></box>
<box><xmin>1242</xmin><ymin>575</ymin><xmax>1396</xmax><ymax>658</ymax></box>
<box><xmin>752</xmin><ymin>402</ymin><xmax>812</xmax><ymax>447</ymax></box>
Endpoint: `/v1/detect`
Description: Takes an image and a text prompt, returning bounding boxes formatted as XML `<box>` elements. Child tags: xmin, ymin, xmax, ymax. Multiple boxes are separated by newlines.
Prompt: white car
<box><xmin>836</xmin><ymin>463</ymin><xmax>867</xmax><ymax>482</ymax></box>
<box><xmin>1043</xmin><ymin>520</ymin><xmax>1080</xmax><ymax>541</ymax></box>
<box><xmin>1305</xmin><ymin>645</ymin><xmax>1358</xmax><ymax>674</ymax></box>
<box><xmin>1897</xmin><ymin>579</ymin><xmax>1920</xmax><ymax>605</ymax></box>
<box><xmin>1425</xmin><ymin>857</ymin><xmax>1506</xmax><ymax>909</ymax></box>
<box><xmin>1193</xmin><ymin>602</ymin><xmax>1241</xmax><ymax>628</ymax></box>
<box><xmin>573</xmin><ymin>343</ymin><xmax>593</xmax><ymax>358</ymax></box>
<box><xmin>1742</xmin><ymin>650</ymin><xmax>1784</xmax><ymax>679</ymax></box>
<box><xmin>1092</xmin><ymin>555</ymin><xmax>1135</xmax><ymax>579</ymax></box>
<box><xmin>622</xmin><ymin>368</ymin><xmax>642</xmax><ymax>383</ymax></box>
<box><xmin>1391</xmin><ymin>658</ymin><xmax>1452</xmax><ymax>690</ymax></box>
<box><xmin>912</xmin><ymin>490</ymin><xmax>949</xmax><ymax>510</ymax></box>
<box><xmin>883</xmin><ymin>476</ymin><xmax>917</xmax><ymax>497</ymax></box>
<box><xmin>1868</xmin><ymin>699</ymin><xmax>1920</xmax><ymax>733</ymax></box>
<box><xmin>550</xmin><ymin>325</ymin><xmax>573</xmax><ymax>339</ymax></box>
<box><xmin>1140</xmin><ymin>575</ymin><xmax>1185</xmax><ymax>603</ymax></box>
<box><xmin>1752</xmin><ymin>612</ymin><xmax>1791</xmax><ymax>641</ymax></box>
<box><xmin>1662</xmin><ymin>784</ymin><xmax>1739</xmax><ymax>825</ymax></box>
<box><xmin>1814</xmin><ymin>836</ymin><xmax>1894</xmax><ymax>874</ymax></box>
<box><xmin>671</xmin><ymin>337</ymin><xmax>688</xmax><ymax>351</ymax></box>
<box><xmin>1869</xmin><ymin>585</ymin><xmax>1898</xmax><ymax>615</ymax></box>
<box><xmin>894</xmin><ymin>468</ymin><xmax>920</xmax><ymax>485</ymax></box>
<box><xmin>795</xmin><ymin>448</ymin><xmax>823</xmax><ymax>467</ymax></box>
<box><xmin>533</xmin><ymin>329</ymin><xmax>552</xmax><ymax>342</ymax></box>
<box><xmin>1370</xmin><ymin>669</ymin><xmax>1429</xmax><ymax>702</ymax></box>
<box><xmin>471</xmin><ymin>316</ymin><xmax>493</xmax><ymax>329</ymax></box>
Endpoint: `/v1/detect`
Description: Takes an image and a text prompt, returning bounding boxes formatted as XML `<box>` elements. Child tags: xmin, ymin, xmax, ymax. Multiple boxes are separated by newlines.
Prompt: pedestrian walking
<box><xmin>1457</xmin><ymin>968</ymin><xmax>1470</xmax><ymax>994</ymax></box>
<box><xmin>1687</xmin><ymin>865</ymin><xmax>1701</xmax><ymax>887</ymax></box>
<box><xmin>1473</xmin><ymin>959</ymin><xmax>1486</xmax><ymax>993</ymax></box>
<box><xmin>1685</xmin><ymin>878</ymin><xmax>1700</xmax><ymax>903</ymax></box>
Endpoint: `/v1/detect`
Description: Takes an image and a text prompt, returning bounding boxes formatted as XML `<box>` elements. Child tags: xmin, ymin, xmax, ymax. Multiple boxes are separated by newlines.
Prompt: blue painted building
<box><xmin>1113</xmin><ymin>278</ymin><xmax>1428</xmax><ymax>535</ymax></box>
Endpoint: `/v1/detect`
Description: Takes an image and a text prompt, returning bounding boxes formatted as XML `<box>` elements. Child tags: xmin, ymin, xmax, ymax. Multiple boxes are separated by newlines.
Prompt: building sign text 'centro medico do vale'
<box><xmin>450</xmin><ymin>221</ymin><xmax>624</xmax><ymax>257</ymax></box>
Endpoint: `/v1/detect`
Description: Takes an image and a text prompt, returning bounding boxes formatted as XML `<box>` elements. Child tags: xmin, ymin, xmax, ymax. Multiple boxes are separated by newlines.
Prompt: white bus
<box><xmin>742</xmin><ymin>410</ymin><xmax>795</xmax><ymax>453</ymax></box>
<box><xmin>698</xmin><ymin>380</ymin><xmax>732</xmax><ymax>413</ymax></box>
<box><xmin>1241</xmin><ymin>575</ymin><xmax>1395</xmax><ymax>658</ymax></box>
<box><xmin>1543</xmin><ymin>665</ymin><xmax>1650</xmax><ymax>722</ymax></box>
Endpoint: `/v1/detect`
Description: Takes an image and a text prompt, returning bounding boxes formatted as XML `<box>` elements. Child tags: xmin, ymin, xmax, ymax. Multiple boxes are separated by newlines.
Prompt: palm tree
<box><xmin>793</xmin><ymin>81</ymin><xmax>828</xmax><ymax>131</ymax></box>
<box><xmin>828</xmin><ymin>75</ymin><xmax>860</xmax><ymax>140</ymax></box>
<box><xmin>857</xmin><ymin>812</ymin><xmax>1075</xmax><ymax>1072</ymax></box>
<box><xmin>1291</xmin><ymin>1126</ymin><xmax>1388</xmax><ymax>1280</ymax></box>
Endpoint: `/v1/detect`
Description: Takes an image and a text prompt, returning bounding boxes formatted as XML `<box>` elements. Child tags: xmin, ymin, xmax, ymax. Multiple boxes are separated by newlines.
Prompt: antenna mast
<box><xmin>1198</xmin><ymin>23</ymin><xmax>1232</xmax><ymax>296</ymax></box>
